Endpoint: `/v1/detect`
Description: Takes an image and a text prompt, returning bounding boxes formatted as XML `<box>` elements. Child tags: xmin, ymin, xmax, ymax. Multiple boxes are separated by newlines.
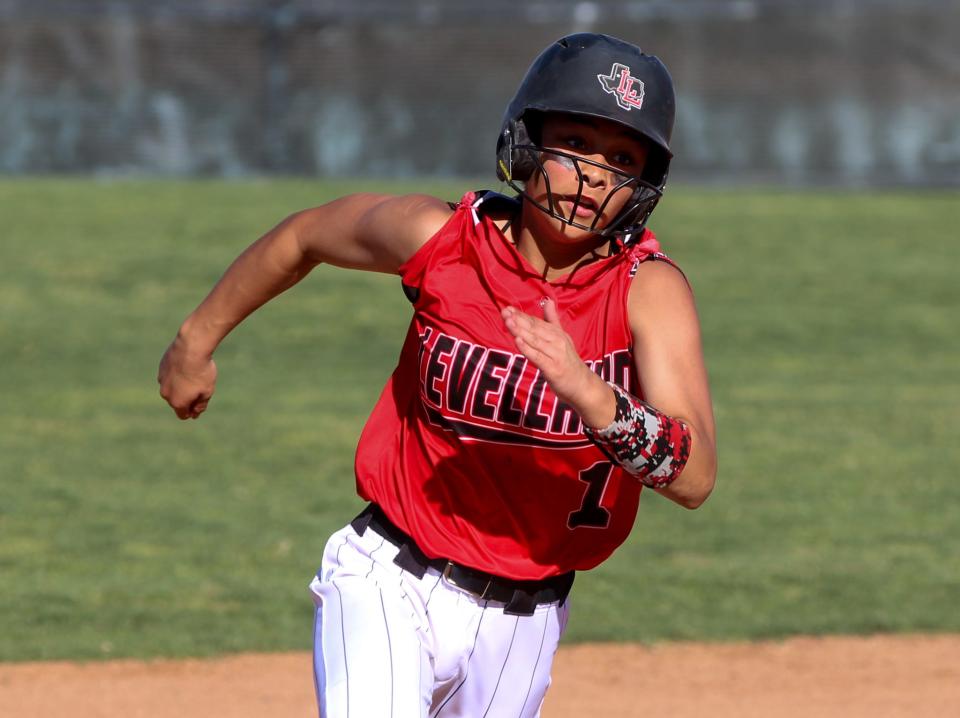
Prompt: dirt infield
<box><xmin>2</xmin><ymin>634</ymin><xmax>958</xmax><ymax>717</ymax></box>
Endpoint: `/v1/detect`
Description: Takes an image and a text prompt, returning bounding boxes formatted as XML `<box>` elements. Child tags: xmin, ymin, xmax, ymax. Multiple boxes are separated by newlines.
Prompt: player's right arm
<box><xmin>158</xmin><ymin>193</ymin><xmax>452</xmax><ymax>419</ymax></box>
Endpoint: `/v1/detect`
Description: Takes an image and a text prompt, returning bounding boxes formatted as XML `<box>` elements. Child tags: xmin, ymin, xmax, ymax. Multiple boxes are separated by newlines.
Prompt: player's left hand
<box><xmin>501</xmin><ymin>299</ymin><xmax>605</xmax><ymax>413</ymax></box>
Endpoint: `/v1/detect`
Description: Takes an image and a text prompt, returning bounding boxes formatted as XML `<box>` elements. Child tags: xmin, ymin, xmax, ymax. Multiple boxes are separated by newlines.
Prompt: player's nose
<box><xmin>580</xmin><ymin>157</ymin><xmax>613</xmax><ymax>187</ymax></box>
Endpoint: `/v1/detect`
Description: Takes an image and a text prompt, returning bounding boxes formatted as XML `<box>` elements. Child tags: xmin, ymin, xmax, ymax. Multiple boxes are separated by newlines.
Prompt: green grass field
<box><xmin>1</xmin><ymin>179</ymin><xmax>957</xmax><ymax>662</ymax></box>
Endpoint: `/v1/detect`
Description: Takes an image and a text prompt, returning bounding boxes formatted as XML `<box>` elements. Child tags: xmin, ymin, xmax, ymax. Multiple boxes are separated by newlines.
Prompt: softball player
<box><xmin>159</xmin><ymin>33</ymin><xmax>716</xmax><ymax>717</ymax></box>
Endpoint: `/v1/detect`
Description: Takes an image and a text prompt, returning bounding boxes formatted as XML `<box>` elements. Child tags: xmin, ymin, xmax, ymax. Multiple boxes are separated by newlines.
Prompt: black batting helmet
<box><xmin>496</xmin><ymin>33</ymin><xmax>676</xmax><ymax>239</ymax></box>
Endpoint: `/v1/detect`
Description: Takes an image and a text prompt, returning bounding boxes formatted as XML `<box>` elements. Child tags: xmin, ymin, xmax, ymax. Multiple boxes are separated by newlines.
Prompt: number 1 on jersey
<box><xmin>568</xmin><ymin>462</ymin><xmax>614</xmax><ymax>529</ymax></box>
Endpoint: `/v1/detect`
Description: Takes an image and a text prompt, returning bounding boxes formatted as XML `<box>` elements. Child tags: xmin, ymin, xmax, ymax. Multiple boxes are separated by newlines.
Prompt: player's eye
<box><xmin>563</xmin><ymin>135</ymin><xmax>587</xmax><ymax>151</ymax></box>
<box><xmin>611</xmin><ymin>151</ymin><xmax>635</xmax><ymax>167</ymax></box>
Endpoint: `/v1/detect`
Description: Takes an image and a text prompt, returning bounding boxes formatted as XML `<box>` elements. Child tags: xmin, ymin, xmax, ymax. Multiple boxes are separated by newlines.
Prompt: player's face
<box><xmin>523</xmin><ymin>113</ymin><xmax>650</xmax><ymax>241</ymax></box>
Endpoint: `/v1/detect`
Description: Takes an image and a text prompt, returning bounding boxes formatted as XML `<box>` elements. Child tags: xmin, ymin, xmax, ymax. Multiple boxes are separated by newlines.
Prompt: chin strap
<box><xmin>584</xmin><ymin>382</ymin><xmax>692</xmax><ymax>489</ymax></box>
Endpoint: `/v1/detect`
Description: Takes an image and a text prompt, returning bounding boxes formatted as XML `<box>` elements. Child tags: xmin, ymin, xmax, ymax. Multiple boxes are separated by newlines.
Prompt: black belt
<box><xmin>351</xmin><ymin>504</ymin><xmax>574</xmax><ymax>617</ymax></box>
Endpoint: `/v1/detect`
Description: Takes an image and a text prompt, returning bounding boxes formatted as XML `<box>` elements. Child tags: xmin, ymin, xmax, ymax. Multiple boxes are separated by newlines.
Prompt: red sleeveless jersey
<box><xmin>354</xmin><ymin>191</ymin><xmax>672</xmax><ymax>580</ymax></box>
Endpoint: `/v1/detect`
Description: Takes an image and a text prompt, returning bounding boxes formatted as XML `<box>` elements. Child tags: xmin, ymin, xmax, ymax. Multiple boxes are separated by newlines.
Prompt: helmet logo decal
<box><xmin>597</xmin><ymin>63</ymin><xmax>645</xmax><ymax>111</ymax></box>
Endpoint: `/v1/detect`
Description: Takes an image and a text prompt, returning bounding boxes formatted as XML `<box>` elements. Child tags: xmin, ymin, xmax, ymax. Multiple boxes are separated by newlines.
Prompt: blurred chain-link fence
<box><xmin>1</xmin><ymin>0</ymin><xmax>959</xmax><ymax>184</ymax></box>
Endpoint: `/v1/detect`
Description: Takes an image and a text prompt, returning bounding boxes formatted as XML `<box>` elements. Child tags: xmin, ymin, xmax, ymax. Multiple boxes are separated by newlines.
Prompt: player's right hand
<box><xmin>157</xmin><ymin>336</ymin><xmax>218</xmax><ymax>420</ymax></box>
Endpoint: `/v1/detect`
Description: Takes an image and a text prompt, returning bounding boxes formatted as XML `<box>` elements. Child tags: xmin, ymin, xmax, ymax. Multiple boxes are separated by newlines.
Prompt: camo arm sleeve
<box><xmin>583</xmin><ymin>382</ymin><xmax>692</xmax><ymax>489</ymax></box>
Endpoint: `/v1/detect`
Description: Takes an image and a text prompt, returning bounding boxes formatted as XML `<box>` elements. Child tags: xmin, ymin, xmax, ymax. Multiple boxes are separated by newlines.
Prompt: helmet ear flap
<box><xmin>496</xmin><ymin>118</ymin><xmax>538</xmax><ymax>183</ymax></box>
<box><xmin>640</xmin><ymin>145</ymin><xmax>670</xmax><ymax>191</ymax></box>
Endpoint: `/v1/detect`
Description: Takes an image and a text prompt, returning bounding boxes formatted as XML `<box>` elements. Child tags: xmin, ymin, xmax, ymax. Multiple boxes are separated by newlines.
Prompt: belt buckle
<box><xmin>442</xmin><ymin>561</ymin><xmax>493</xmax><ymax>601</ymax></box>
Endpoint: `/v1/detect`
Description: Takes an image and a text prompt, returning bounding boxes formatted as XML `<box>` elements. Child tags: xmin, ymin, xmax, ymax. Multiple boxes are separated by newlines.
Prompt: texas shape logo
<box><xmin>597</xmin><ymin>63</ymin><xmax>645</xmax><ymax>111</ymax></box>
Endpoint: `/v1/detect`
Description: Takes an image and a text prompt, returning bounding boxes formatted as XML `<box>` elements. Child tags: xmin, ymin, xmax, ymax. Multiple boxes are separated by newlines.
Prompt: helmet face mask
<box><xmin>496</xmin><ymin>33</ymin><xmax>676</xmax><ymax>241</ymax></box>
<box><xmin>502</xmin><ymin>142</ymin><xmax>662</xmax><ymax>237</ymax></box>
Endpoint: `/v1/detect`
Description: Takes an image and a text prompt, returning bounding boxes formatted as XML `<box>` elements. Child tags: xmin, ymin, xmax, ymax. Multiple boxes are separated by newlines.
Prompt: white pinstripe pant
<box><xmin>309</xmin><ymin>521</ymin><xmax>570</xmax><ymax>717</ymax></box>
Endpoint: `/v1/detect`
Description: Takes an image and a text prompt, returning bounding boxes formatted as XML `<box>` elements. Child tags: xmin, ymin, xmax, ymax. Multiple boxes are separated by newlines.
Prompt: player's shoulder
<box><xmin>356</xmin><ymin>193</ymin><xmax>455</xmax><ymax>260</ymax></box>
<box><xmin>472</xmin><ymin>189</ymin><xmax>521</xmax><ymax>216</ymax></box>
<box><xmin>403</xmin><ymin>189</ymin><xmax>521</xmax><ymax>239</ymax></box>
<box><xmin>377</xmin><ymin>193</ymin><xmax>455</xmax><ymax>234</ymax></box>
<box><xmin>631</xmin><ymin>254</ymin><xmax>687</xmax><ymax>283</ymax></box>
<box><xmin>627</xmin><ymin>253</ymin><xmax>695</xmax><ymax>318</ymax></box>
<box><xmin>468</xmin><ymin>189</ymin><xmax>522</xmax><ymax>235</ymax></box>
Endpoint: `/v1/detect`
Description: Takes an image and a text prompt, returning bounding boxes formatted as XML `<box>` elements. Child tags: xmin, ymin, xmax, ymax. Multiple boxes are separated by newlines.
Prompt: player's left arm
<box><xmin>625</xmin><ymin>259</ymin><xmax>717</xmax><ymax>508</ymax></box>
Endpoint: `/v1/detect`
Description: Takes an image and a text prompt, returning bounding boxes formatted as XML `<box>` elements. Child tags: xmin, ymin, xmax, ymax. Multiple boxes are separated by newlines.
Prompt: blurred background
<box><xmin>3</xmin><ymin>0</ymin><xmax>959</xmax><ymax>184</ymax></box>
<box><xmin>1</xmin><ymin>0</ymin><xmax>958</xmax><ymax>666</ymax></box>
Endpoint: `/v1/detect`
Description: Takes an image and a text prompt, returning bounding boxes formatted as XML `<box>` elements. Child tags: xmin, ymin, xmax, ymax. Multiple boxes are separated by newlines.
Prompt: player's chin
<box><xmin>541</xmin><ymin>219</ymin><xmax>611</xmax><ymax>248</ymax></box>
<box><xmin>551</xmin><ymin>211</ymin><xmax>613</xmax><ymax>242</ymax></box>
